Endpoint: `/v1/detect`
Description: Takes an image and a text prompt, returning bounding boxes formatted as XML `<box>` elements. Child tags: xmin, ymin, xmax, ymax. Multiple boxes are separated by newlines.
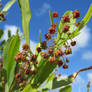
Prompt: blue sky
<box><xmin>0</xmin><ymin>0</ymin><xmax>92</xmax><ymax>92</ymax></box>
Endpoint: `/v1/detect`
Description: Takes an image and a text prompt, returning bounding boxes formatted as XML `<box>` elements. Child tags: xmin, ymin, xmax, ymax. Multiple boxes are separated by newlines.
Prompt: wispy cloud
<box><xmin>82</xmin><ymin>51</ymin><xmax>92</xmax><ymax>60</ymax></box>
<box><xmin>2</xmin><ymin>25</ymin><xmax>22</xmax><ymax>41</ymax></box>
<box><xmin>88</xmin><ymin>73</ymin><xmax>92</xmax><ymax>84</ymax></box>
<box><xmin>35</xmin><ymin>3</ymin><xmax>51</xmax><ymax>16</ymax></box>
<box><xmin>67</xmin><ymin>26</ymin><xmax>91</xmax><ymax>56</ymax></box>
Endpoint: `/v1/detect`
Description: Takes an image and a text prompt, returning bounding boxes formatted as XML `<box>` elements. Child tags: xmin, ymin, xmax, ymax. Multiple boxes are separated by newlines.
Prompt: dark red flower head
<box><xmin>62</xmin><ymin>16</ymin><xmax>70</xmax><ymax>23</ymax></box>
<box><xmin>73</xmin><ymin>10</ymin><xmax>80</xmax><ymax>18</ymax></box>
<box><xmin>56</xmin><ymin>49</ymin><xmax>64</xmax><ymax>56</ymax></box>
<box><xmin>52</xmin><ymin>11</ymin><xmax>58</xmax><ymax>18</ymax></box>
<box><xmin>45</xmin><ymin>34</ymin><xmax>51</xmax><ymax>40</ymax></box>
<box><xmin>63</xmin><ymin>64</ymin><xmax>68</xmax><ymax>69</ymax></box>
<box><xmin>30</xmin><ymin>54</ymin><xmax>37</xmax><ymax>61</ymax></box>
<box><xmin>22</xmin><ymin>44</ymin><xmax>29</xmax><ymax>51</ymax></box>
<box><xmin>42</xmin><ymin>52</ymin><xmax>49</xmax><ymax>59</ymax></box>
<box><xmin>48</xmin><ymin>27</ymin><xmax>55</xmax><ymax>35</ymax></box>
<box><xmin>71</xmin><ymin>41</ymin><xmax>76</xmax><ymax>46</ymax></box>
<box><xmin>62</xmin><ymin>25</ymin><xmax>70</xmax><ymax>33</ymax></box>
<box><xmin>49</xmin><ymin>56</ymin><xmax>57</xmax><ymax>63</ymax></box>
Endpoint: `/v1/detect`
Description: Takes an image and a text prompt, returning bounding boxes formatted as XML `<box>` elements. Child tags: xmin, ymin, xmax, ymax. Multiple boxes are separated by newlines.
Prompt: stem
<box><xmin>87</xmin><ymin>81</ymin><xmax>91</xmax><ymax>92</ymax></box>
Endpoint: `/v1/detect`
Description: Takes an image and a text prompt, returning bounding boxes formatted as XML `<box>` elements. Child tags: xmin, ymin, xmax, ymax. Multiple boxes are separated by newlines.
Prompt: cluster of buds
<box><xmin>14</xmin><ymin>44</ymin><xmax>38</xmax><ymax>88</ymax></box>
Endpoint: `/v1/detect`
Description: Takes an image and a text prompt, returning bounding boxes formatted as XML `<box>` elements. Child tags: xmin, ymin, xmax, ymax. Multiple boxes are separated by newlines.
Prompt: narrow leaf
<box><xmin>18</xmin><ymin>0</ymin><xmax>31</xmax><ymax>46</ymax></box>
<box><xmin>49</xmin><ymin>10</ymin><xmax>54</xmax><ymax>24</ymax></box>
<box><xmin>0</xmin><ymin>29</ymin><xmax>3</xmax><ymax>40</ymax></box>
<box><xmin>3</xmin><ymin>35</ymin><xmax>20</xmax><ymax>91</ymax></box>
<box><xmin>2</xmin><ymin>0</ymin><xmax>16</xmax><ymax>12</ymax></box>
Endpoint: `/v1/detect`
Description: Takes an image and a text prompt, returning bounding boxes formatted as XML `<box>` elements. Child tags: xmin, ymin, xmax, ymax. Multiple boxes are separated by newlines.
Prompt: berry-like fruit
<box><xmin>49</xmin><ymin>56</ymin><xmax>57</xmax><ymax>63</ymax></box>
<box><xmin>48</xmin><ymin>27</ymin><xmax>55</xmax><ymax>35</ymax></box>
<box><xmin>14</xmin><ymin>55</ymin><xmax>21</xmax><ymax>62</ymax></box>
<box><xmin>73</xmin><ymin>10</ymin><xmax>80</xmax><ymax>18</ymax></box>
<box><xmin>22</xmin><ymin>44</ymin><xmax>29</xmax><ymax>51</ymax></box>
<box><xmin>62</xmin><ymin>16</ymin><xmax>70</xmax><ymax>23</ymax></box>
<box><xmin>52</xmin><ymin>11</ymin><xmax>58</xmax><ymax>18</ymax></box>
<box><xmin>45</xmin><ymin>34</ymin><xmax>51</xmax><ymax>40</ymax></box>
<box><xmin>62</xmin><ymin>25</ymin><xmax>70</xmax><ymax>33</ymax></box>
<box><xmin>58</xmin><ymin>74</ymin><xmax>61</xmax><ymax>77</ymax></box>
<box><xmin>15</xmin><ymin>73</ymin><xmax>21</xmax><ymax>79</ymax></box>
<box><xmin>63</xmin><ymin>64</ymin><xmax>68</xmax><ymax>69</ymax></box>
<box><xmin>71</xmin><ymin>41</ymin><xmax>76</xmax><ymax>46</ymax></box>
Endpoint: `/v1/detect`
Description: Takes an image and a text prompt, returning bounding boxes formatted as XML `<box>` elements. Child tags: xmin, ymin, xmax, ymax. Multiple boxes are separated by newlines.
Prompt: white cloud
<box><xmin>2</xmin><ymin>25</ymin><xmax>22</xmax><ymax>41</ymax></box>
<box><xmin>82</xmin><ymin>51</ymin><xmax>92</xmax><ymax>60</ymax></box>
<box><xmin>68</xmin><ymin>26</ymin><xmax>91</xmax><ymax>55</ymax></box>
<box><xmin>35</xmin><ymin>3</ymin><xmax>51</xmax><ymax>16</ymax></box>
<box><xmin>20</xmin><ymin>39</ymin><xmax>37</xmax><ymax>53</ymax></box>
<box><xmin>88</xmin><ymin>73</ymin><xmax>92</xmax><ymax>84</ymax></box>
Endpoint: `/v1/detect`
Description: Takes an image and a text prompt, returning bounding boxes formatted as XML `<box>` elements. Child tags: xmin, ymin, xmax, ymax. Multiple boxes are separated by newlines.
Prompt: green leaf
<box><xmin>8</xmin><ymin>30</ymin><xmax>11</xmax><ymax>38</ymax></box>
<box><xmin>59</xmin><ymin>85</ymin><xmax>72</xmax><ymax>92</ymax></box>
<box><xmin>74</xmin><ymin>4</ymin><xmax>92</xmax><ymax>33</ymax></box>
<box><xmin>46</xmin><ymin>73</ymin><xmax>55</xmax><ymax>83</ymax></box>
<box><xmin>0</xmin><ymin>29</ymin><xmax>3</xmax><ymax>40</ymax></box>
<box><xmin>2</xmin><ymin>0</ymin><xmax>16</xmax><ymax>12</ymax></box>
<box><xmin>38</xmin><ymin>72</ymin><xmax>77</xmax><ymax>91</ymax></box>
<box><xmin>22</xmin><ymin>83</ymin><xmax>37</xmax><ymax>92</ymax></box>
<box><xmin>18</xmin><ymin>0</ymin><xmax>31</xmax><ymax>46</ymax></box>
<box><xmin>3</xmin><ymin>35</ymin><xmax>20</xmax><ymax>92</ymax></box>
<box><xmin>49</xmin><ymin>10</ymin><xmax>54</xmax><ymax>24</ymax></box>
<box><xmin>35</xmin><ymin>43</ymin><xmax>40</xmax><ymax>56</ymax></box>
<box><xmin>39</xmin><ymin>31</ymin><xmax>41</xmax><ymax>43</ymax></box>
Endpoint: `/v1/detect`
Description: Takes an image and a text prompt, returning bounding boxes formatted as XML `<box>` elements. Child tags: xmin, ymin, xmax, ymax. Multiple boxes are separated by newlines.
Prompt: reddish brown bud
<box><xmin>52</xmin><ymin>11</ymin><xmax>58</xmax><ymax>18</ymax></box>
<box><xmin>51</xmin><ymin>24</ymin><xmax>56</xmax><ymax>29</ymax></box>
<box><xmin>65</xmin><ymin>48</ymin><xmax>72</xmax><ymax>55</ymax></box>
<box><xmin>32</xmin><ymin>70</ymin><xmax>37</xmax><ymax>75</ymax></box>
<box><xmin>63</xmin><ymin>64</ymin><xmax>68</xmax><ymax>69</ymax></box>
<box><xmin>62</xmin><ymin>16</ymin><xmax>70</xmax><ymax>23</ymax></box>
<box><xmin>30</xmin><ymin>54</ymin><xmax>37</xmax><ymax>61</ymax></box>
<box><xmin>67</xmin><ymin>32</ymin><xmax>71</xmax><ymax>36</ymax></box>
<box><xmin>15</xmin><ymin>73</ymin><xmax>21</xmax><ymax>79</ymax></box>
<box><xmin>37</xmin><ymin>47</ymin><xmax>41</xmax><ymax>53</ymax></box>
<box><xmin>71</xmin><ymin>41</ymin><xmax>76</xmax><ymax>46</ymax></box>
<box><xmin>45</xmin><ymin>34</ymin><xmax>51</xmax><ymax>40</ymax></box>
<box><xmin>0</xmin><ymin>4</ymin><xmax>2</xmax><ymax>7</ymax></box>
<box><xmin>58</xmin><ymin>59</ymin><xmax>63</xmax><ymax>67</ymax></box>
<box><xmin>76</xmin><ymin>21</ymin><xmax>80</xmax><ymax>27</ymax></box>
<box><xmin>73</xmin><ymin>10</ymin><xmax>80</xmax><ymax>18</ymax></box>
<box><xmin>58</xmin><ymin>74</ymin><xmax>61</xmax><ymax>77</ymax></box>
<box><xmin>14</xmin><ymin>56</ymin><xmax>21</xmax><ymax>62</ymax></box>
<box><xmin>66</xmin><ymin>58</ymin><xmax>69</xmax><ymax>63</ymax></box>
<box><xmin>49</xmin><ymin>56</ymin><xmax>57</xmax><ymax>63</ymax></box>
<box><xmin>62</xmin><ymin>25</ymin><xmax>70</xmax><ymax>33</ymax></box>
<box><xmin>56</xmin><ymin>49</ymin><xmax>64</xmax><ymax>56</ymax></box>
<box><xmin>48</xmin><ymin>48</ymin><xmax>54</xmax><ymax>54</ymax></box>
<box><xmin>41</xmin><ymin>41</ymin><xmax>47</xmax><ymax>49</ymax></box>
<box><xmin>42</xmin><ymin>52</ymin><xmax>49</xmax><ymax>59</ymax></box>
<box><xmin>25</xmin><ymin>69</ymin><xmax>30</xmax><ymax>75</ymax></box>
<box><xmin>48</xmin><ymin>27</ymin><xmax>55</xmax><ymax>35</ymax></box>
<box><xmin>22</xmin><ymin>44</ymin><xmax>29</xmax><ymax>51</ymax></box>
<box><xmin>0</xmin><ymin>14</ymin><xmax>4</xmax><ymax>18</ymax></box>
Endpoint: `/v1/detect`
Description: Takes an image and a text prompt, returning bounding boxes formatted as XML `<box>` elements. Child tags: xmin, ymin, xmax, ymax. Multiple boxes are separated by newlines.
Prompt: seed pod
<box><xmin>48</xmin><ymin>27</ymin><xmax>55</xmax><ymax>35</ymax></box>
<box><xmin>71</xmin><ymin>41</ymin><xmax>76</xmax><ymax>46</ymax></box>
<box><xmin>62</xmin><ymin>16</ymin><xmax>70</xmax><ymax>23</ymax></box>
<box><xmin>45</xmin><ymin>34</ymin><xmax>51</xmax><ymax>40</ymax></box>
<box><xmin>73</xmin><ymin>10</ymin><xmax>80</xmax><ymax>18</ymax></box>
<box><xmin>22</xmin><ymin>44</ymin><xmax>29</xmax><ymax>51</ymax></box>
<box><xmin>52</xmin><ymin>11</ymin><xmax>58</xmax><ymax>18</ymax></box>
<box><xmin>63</xmin><ymin>64</ymin><xmax>68</xmax><ymax>69</ymax></box>
<box><xmin>49</xmin><ymin>56</ymin><xmax>57</xmax><ymax>63</ymax></box>
<box><xmin>62</xmin><ymin>25</ymin><xmax>70</xmax><ymax>33</ymax></box>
